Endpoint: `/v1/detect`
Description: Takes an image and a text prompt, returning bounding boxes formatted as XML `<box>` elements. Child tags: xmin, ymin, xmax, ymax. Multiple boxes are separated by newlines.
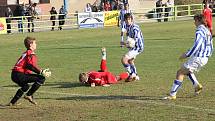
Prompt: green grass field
<box><xmin>0</xmin><ymin>20</ymin><xmax>215</xmax><ymax>121</ymax></box>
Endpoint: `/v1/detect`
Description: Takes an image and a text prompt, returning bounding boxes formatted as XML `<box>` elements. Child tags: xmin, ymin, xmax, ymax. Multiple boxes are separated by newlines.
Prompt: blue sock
<box><xmin>123</xmin><ymin>64</ymin><xmax>132</xmax><ymax>74</ymax></box>
<box><xmin>170</xmin><ymin>80</ymin><xmax>182</xmax><ymax>96</ymax></box>
<box><xmin>130</xmin><ymin>64</ymin><xmax>137</xmax><ymax>75</ymax></box>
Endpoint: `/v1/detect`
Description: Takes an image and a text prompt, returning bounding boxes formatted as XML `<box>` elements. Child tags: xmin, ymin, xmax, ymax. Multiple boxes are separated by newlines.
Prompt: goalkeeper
<box><xmin>79</xmin><ymin>48</ymin><xmax>129</xmax><ymax>87</ymax></box>
<box><xmin>8</xmin><ymin>37</ymin><xmax>51</xmax><ymax>106</ymax></box>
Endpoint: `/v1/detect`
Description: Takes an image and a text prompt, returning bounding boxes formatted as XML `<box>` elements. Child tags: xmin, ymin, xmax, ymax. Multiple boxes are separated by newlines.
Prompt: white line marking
<box><xmin>2</xmin><ymin>87</ymin><xmax>215</xmax><ymax>113</ymax></box>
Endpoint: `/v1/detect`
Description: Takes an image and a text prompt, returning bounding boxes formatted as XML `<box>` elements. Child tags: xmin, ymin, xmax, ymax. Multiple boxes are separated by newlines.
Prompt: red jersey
<box><xmin>203</xmin><ymin>7</ymin><xmax>212</xmax><ymax>28</ymax></box>
<box><xmin>87</xmin><ymin>71</ymin><xmax>117</xmax><ymax>86</ymax></box>
<box><xmin>12</xmin><ymin>50</ymin><xmax>41</xmax><ymax>74</ymax></box>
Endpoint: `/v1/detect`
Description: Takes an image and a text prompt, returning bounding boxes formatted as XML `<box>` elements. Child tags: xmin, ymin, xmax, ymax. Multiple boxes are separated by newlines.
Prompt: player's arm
<box><xmin>185</xmin><ymin>32</ymin><xmax>204</xmax><ymax>57</ymax></box>
<box><xmin>26</xmin><ymin>54</ymin><xmax>41</xmax><ymax>74</ymax></box>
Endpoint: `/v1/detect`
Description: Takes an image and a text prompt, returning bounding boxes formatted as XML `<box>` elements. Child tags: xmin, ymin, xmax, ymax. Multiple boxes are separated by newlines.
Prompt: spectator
<box><xmin>104</xmin><ymin>0</ymin><xmax>112</xmax><ymax>11</ymax></box>
<box><xmin>5</xmin><ymin>7</ymin><xmax>13</xmax><ymax>34</ymax></box>
<box><xmin>26</xmin><ymin>3</ymin><xmax>37</xmax><ymax>32</ymax></box>
<box><xmin>92</xmin><ymin>5</ymin><xmax>98</xmax><ymax>12</ymax></box>
<box><xmin>49</xmin><ymin>7</ymin><xmax>57</xmax><ymax>31</ymax></box>
<box><xmin>85</xmin><ymin>3</ymin><xmax>92</xmax><ymax>13</ymax></box>
<box><xmin>164</xmin><ymin>0</ymin><xmax>172</xmax><ymax>22</ymax></box>
<box><xmin>14</xmin><ymin>4</ymin><xmax>25</xmax><ymax>32</ymax></box>
<box><xmin>93</xmin><ymin>0</ymin><xmax>101</xmax><ymax>11</ymax></box>
<box><xmin>123</xmin><ymin>0</ymin><xmax>128</xmax><ymax>5</ymax></box>
<box><xmin>156</xmin><ymin>0</ymin><xmax>163</xmax><ymax>22</ymax></box>
<box><xmin>112</xmin><ymin>0</ymin><xmax>120</xmax><ymax>10</ymax></box>
<box><xmin>58</xmin><ymin>5</ymin><xmax>67</xmax><ymax>30</ymax></box>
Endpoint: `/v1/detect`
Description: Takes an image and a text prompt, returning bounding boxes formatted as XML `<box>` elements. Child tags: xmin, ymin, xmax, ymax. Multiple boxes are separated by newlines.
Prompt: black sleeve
<box><xmin>26</xmin><ymin>63</ymin><xmax>41</xmax><ymax>74</ymax></box>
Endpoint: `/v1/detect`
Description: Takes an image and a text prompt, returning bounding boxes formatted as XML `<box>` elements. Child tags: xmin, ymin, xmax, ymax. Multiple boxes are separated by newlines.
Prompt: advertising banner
<box><xmin>78</xmin><ymin>12</ymin><xmax>104</xmax><ymax>28</ymax></box>
<box><xmin>0</xmin><ymin>18</ymin><xmax>7</xmax><ymax>34</ymax></box>
<box><xmin>104</xmin><ymin>11</ymin><xmax>119</xmax><ymax>27</ymax></box>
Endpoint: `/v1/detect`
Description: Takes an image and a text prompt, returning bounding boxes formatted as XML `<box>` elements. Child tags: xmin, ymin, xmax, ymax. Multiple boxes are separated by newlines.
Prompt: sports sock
<box><xmin>130</xmin><ymin>64</ymin><xmax>137</xmax><ymax>74</ymax></box>
<box><xmin>123</xmin><ymin>64</ymin><xmax>132</xmax><ymax>74</ymax></box>
<box><xmin>10</xmin><ymin>89</ymin><xmax>24</xmax><ymax>104</ymax></box>
<box><xmin>170</xmin><ymin>80</ymin><xmax>182</xmax><ymax>96</ymax></box>
<box><xmin>187</xmin><ymin>73</ymin><xmax>199</xmax><ymax>87</ymax></box>
<box><xmin>101</xmin><ymin>51</ymin><xmax>106</xmax><ymax>60</ymax></box>
<box><xmin>121</xmin><ymin>36</ymin><xmax>124</xmax><ymax>42</ymax></box>
<box><xmin>26</xmin><ymin>82</ymin><xmax>41</xmax><ymax>96</ymax></box>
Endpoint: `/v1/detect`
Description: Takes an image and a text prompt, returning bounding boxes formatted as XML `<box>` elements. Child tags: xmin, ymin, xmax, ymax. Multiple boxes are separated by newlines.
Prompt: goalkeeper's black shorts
<box><xmin>11</xmin><ymin>71</ymin><xmax>45</xmax><ymax>87</ymax></box>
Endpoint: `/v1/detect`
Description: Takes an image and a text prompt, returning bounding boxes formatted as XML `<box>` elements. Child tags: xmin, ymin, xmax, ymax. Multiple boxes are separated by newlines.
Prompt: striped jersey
<box><xmin>185</xmin><ymin>24</ymin><xmax>213</xmax><ymax>57</ymax></box>
<box><xmin>126</xmin><ymin>23</ymin><xmax>144</xmax><ymax>52</ymax></box>
<box><xmin>119</xmin><ymin>9</ymin><xmax>132</xmax><ymax>23</ymax></box>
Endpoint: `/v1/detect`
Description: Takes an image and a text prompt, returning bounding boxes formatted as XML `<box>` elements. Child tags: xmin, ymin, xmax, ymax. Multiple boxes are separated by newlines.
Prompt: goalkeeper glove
<box><xmin>40</xmin><ymin>68</ymin><xmax>51</xmax><ymax>77</ymax></box>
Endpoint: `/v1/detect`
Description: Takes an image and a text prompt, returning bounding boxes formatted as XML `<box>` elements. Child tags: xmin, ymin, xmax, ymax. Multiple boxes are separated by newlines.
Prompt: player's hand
<box><xmin>41</xmin><ymin>68</ymin><xmax>51</xmax><ymax>77</ymax></box>
<box><xmin>179</xmin><ymin>53</ymin><xmax>187</xmax><ymax>61</ymax></box>
<box><xmin>91</xmin><ymin>83</ymin><xmax>96</xmax><ymax>87</ymax></box>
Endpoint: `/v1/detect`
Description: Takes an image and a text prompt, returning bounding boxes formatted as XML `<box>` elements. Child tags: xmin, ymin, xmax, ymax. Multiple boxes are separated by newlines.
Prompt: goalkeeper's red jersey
<box><xmin>12</xmin><ymin>50</ymin><xmax>41</xmax><ymax>74</ymax></box>
<box><xmin>87</xmin><ymin>71</ymin><xmax>118</xmax><ymax>86</ymax></box>
<box><xmin>203</xmin><ymin>7</ymin><xmax>212</xmax><ymax>28</ymax></box>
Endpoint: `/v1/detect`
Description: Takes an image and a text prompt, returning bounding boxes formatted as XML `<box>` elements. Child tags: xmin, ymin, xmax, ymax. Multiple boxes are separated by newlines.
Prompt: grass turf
<box><xmin>0</xmin><ymin>20</ymin><xmax>215</xmax><ymax>121</ymax></box>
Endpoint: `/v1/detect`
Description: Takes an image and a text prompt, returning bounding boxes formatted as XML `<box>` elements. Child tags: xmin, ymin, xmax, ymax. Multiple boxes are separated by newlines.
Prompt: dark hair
<box><xmin>194</xmin><ymin>14</ymin><xmax>207</xmax><ymax>27</ymax></box>
<box><xmin>124</xmin><ymin>13</ymin><xmax>133</xmax><ymax>20</ymax></box>
<box><xmin>24</xmin><ymin>36</ymin><xmax>36</xmax><ymax>49</ymax></box>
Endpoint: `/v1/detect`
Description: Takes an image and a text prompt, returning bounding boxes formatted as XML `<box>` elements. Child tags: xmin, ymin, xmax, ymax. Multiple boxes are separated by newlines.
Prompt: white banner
<box><xmin>78</xmin><ymin>12</ymin><xmax>104</xmax><ymax>28</ymax></box>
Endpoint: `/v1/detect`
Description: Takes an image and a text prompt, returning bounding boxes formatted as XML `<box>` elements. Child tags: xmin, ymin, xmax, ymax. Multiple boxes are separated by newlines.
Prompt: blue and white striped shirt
<box><xmin>127</xmin><ymin>24</ymin><xmax>144</xmax><ymax>52</ymax></box>
<box><xmin>186</xmin><ymin>25</ymin><xmax>213</xmax><ymax>57</ymax></box>
<box><xmin>119</xmin><ymin>9</ymin><xmax>132</xmax><ymax>23</ymax></box>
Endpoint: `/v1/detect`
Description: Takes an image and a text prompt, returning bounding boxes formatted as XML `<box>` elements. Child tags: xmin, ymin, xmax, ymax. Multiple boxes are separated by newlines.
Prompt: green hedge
<box><xmin>175</xmin><ymin>0</ymin><xmax>203</xmax><ymax>5</ymax></box>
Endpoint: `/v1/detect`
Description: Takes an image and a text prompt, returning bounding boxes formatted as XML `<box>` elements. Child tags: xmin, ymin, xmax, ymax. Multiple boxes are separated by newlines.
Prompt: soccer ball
<box><xmin>126</xmin><ymin>37</ymin><xmax>136</xmax><ymax>48</ymax></box>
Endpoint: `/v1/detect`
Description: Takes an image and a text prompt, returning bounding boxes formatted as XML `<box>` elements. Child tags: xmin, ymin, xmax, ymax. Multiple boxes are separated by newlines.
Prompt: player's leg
<box><xmin>100</xmin><ymin>47</ymin><xmax>108</xmax><ymax>72</ymax></box>
<box><xmin>24</xmin><ymin>74</ymin><xmax>46</xmax><ymax>105</ymax></box>
<box><xmin>121</xmin><ymin>55</ymin><xmax>132</xmax><ymax>75</ymax></box>
<box><xmin>187</xmin><ymin>73</ymin><xmax>202</xmax><ymax>95</ymax></box>
<box><xmin>9</xmin><ymin>72</ymin><xmax>30</xmax><ymax>105</ymax></box>
<box><xmin>128</xmin><ymin>58</ymin><xmax>139</xmax><ymax>80</ymax></box>
<box><xmin>164</xmin><ymin>67</ymin><xmax>189</xmax><ymax>100</ymax></box>
<box><xmin>120</xmin><ymin>22</ymin><xmax>126</xmax><ymax>47</ymax></box>
<box><xmin>117</xmin><ymin>72</ymin><xmax>129</xmax><ymax>81</ymax></box>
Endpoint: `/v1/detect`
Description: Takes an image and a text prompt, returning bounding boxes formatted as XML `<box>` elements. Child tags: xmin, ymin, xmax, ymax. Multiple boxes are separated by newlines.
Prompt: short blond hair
<box><xmin>79</xmin><ymin>73</ymin><xmax>88</xmax><ymax>83</ymax></box>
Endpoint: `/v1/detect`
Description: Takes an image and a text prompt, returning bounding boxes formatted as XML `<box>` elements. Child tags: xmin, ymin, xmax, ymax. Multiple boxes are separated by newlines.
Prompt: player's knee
<box><xmin>121</xmin><ymin>56</ymin><xmax>128</xmax><ymax>64</ymax></box>
<box><xmin>37</xmin><ymin>75</ymin><xmax>46</xmax><ymax>85</ymax></box>
<box><xmin>21</xmin><ymin>84</ymin><xmax>30</xmax><ymax>92</ymax></box>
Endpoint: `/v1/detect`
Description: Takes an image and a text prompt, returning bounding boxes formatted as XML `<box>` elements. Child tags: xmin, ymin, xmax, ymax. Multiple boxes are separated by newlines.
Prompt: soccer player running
<box><xmin>163</xmin><ymin>14</ymin><xmax>213</xmax><ymax>100</ymax></box>
<box><xmin>7</xmin><ymin>37</ymin><xmax>51</xmax><ymax>106</ymax></box>
<box><xmin>118</xmin><ymin>3</ymin><xmax>132</xmax><ymax>47</ymax></box>
<box><xmin>79</xmin><ymin>48</ymin><xmax>129</xmax><ymax>87</ymax></box>
<box><xmin>121</xmin><ymin>13</ymin><xmax>144</xmax><ymax>82</ymax></box>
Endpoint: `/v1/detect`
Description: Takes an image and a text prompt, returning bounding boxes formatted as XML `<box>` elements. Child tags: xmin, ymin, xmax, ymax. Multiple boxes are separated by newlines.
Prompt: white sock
<box><xmin>102</xmin><ymin>52</ymin><xmax>106</xmax><ymax>60</ymax></box>
<box><xmin>187</xmin><ymin>73</ymin><xmax>199</xmax><ymax>87</ymax></box>
<box><xmin>170</xmin><ymin>80</ymin><xmax>182</xmax><ymax>96</ymax></box>
<box><xmin>121</xmin><ymin>36</ymin><xmax>124</xmax><ymax>42</ymax></box>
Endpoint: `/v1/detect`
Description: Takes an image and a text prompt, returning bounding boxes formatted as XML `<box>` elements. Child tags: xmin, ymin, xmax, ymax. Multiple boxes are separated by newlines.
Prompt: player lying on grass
<box><xmin>79</xmin><ymin>48</ymin><xmax>129</xmax><ymax>87</ymax></box>
<box><xmin>163</xmin><ymin>14</ymin><xmax>213</xmax><ymax>100</ymax></box>
<box><xmin>7</xmin><ymin>36</ymin><xmax>51</xmax><ymax>106</ymax></box>
<box><xmin>121</xmin><ymin>13</ymin><xmax>144</xmax><ymax>82</ymax></box>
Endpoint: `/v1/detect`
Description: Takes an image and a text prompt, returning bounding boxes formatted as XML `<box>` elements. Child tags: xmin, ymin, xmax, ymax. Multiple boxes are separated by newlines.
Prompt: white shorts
<box><xmin>183</xmin><ymin>57</ymin><xmax>208</xmax><ymax>72</ymax></box>
<box><xmin>124</xmin><ymin>50</ymin><xmax>141</xmax><ymax>60</ymax></box>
